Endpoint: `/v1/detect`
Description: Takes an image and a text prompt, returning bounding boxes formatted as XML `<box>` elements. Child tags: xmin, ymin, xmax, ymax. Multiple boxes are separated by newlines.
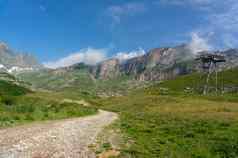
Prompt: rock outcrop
<box><xmin>0</xmin><ymin>42</ymin><xmax>42</xmax><ymax>73</ymax></box>
<box><xmin>91</xmin><ymin>44</ymin><xmax>238</xmax><ymax>81</ymax></box>
<box><xmin>91</xmin><ymin>44</ymin><xmax>194</xmax><ymax>81</ymax></box>
<box><xmin>92</xmin><ymin>59</ymin><xmax>120</xmax><ymax>80</ymax></box>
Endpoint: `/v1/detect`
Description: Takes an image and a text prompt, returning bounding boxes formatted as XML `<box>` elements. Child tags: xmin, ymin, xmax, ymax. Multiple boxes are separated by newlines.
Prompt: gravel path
<box><xmin>0</xmin><ymin>110</ymin><xmax>118</xmax><ymax>158</ymax></box>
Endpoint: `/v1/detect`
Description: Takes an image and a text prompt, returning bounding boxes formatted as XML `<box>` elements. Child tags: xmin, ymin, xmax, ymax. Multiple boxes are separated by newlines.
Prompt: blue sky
<box><xmin>0</xmin><ymin>0</ymin><xmax>237</xmax><ymax>68</ymax></box>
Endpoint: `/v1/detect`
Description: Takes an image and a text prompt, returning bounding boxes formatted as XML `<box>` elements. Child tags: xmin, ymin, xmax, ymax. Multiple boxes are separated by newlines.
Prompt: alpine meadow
<box><xmin>0</xmin><ymin>1</ymin><xmax>238</xmax><ymax>158</ymax></box>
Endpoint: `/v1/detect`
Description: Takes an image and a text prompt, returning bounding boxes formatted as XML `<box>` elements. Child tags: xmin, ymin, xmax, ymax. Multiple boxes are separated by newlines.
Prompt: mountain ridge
<box><xmin>0</xmin><ymin>42</ymin><xmax>42</xmax><ymax>74</ymax></box>
<box><xmin>40</xmin><ymin>44</ymin><xmax>238</xmax><ymax>82</ymax></box>
<box><xmin>2</xmin><ymin>42</ymin><xmax>238</xmax><ymax>96</ymax></box>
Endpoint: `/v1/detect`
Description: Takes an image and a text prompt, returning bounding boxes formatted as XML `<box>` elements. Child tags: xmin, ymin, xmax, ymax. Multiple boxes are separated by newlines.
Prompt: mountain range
<box><xmin>1</xmin><ymin>42</ymin><xmax>238</xmax><ymax>95</ymax></box>
<box><xmin>0</xmin><ymin>42</ymin><xmax>42</xmax><ymax>73</ymax></box>
<box><xmin>87</xmin><ymin>45</ymin><xmax>238</xmax><ymax>81</ymax></box>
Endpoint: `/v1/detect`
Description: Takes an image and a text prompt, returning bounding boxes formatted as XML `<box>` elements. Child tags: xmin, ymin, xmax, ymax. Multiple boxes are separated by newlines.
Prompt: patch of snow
<box><xmin>7</xmin><ymin>66</ymin><xmax>34</xmax><ymax>74</ymax></box>
<box><xmin>0</xmin><ymin>64</ymin><xmax>6</xmax><ymax>69</ymax></box>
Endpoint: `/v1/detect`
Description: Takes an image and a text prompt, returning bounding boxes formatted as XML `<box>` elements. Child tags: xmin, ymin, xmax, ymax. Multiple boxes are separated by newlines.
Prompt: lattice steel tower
<box><xmin>196</xmin><ymin>52</ymin><xmax>226</xmax><ymax>95</ymax></box>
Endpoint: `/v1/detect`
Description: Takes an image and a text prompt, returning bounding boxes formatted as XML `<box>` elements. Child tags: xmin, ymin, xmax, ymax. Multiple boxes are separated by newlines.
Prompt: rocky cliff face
<box><xmin>92</xmin><ymin>44</ymin><xmax>195</xmax><ymax>81</ymax></box>
<box><xmin>0</xmin><ymin>42</ymin><xmax>42</xmax><ymax>73</ymax></box>
<box><xmin>91</xmin><ymin>59</ymin><xmax>120</xmax><ymax>80</ymax></box>
<box><xmin>221</xmin><ymin>49</ymin><xmax>238</xmax><ymax>69</ymax></box>
<box><xmin>16</xmin><ymin>43</ymin><xmax>238</xmax><ymax>95</ymax></box>
<box><xmin>17</xmin><ymin>42</ymin><xmax>238</xmax><ymax>84</ymax></box>
<box><xmin>91</xmin><ymin>45</ymin><xmax>238</xmax><ymax>81</ymax></box>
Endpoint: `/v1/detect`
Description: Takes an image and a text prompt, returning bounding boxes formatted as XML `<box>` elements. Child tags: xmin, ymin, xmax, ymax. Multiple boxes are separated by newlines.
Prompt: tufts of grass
<box><xmin>93</xmin><ymin>92</ymin><xmax>238</xmax><ymax>158</ymax></box>
<box><xmin>0</xmin><ymin>80</ymin><xmax>30</xmax><ymax>96</ymax></box>
<box><xmin>0</xmin><ymin>92</ymin><xmax>98</xmax><ymax>128</ymax></box>
<box><xmin>153</xmin><ymin>67</ymin><xmax>238</xmax><ymax>96</ymax></box>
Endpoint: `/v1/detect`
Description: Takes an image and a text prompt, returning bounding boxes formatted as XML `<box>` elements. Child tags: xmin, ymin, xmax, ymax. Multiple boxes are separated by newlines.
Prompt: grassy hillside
<box><xmin>18</xmin><ymin>68</ymin><xmax>147</xmax><ymax>98</ymax></box>
<box><xmin>18</xmin><ymin>69</ymin><xmax>94</xmax><ymax>90</ymax></box>
<box><xmin>0</xmin><ymin>80</ymin><xmax>29</xmax><ymax>96</ymax></box>
<box><xmin>0</xmin><ymin>77</ymin><xmax>97</xmax><ymax>128</ymax></box>
<box><xmin>92</xmin><ymin>87</ymin><xmax>238</xmax><ymax>158</ymax></box>
<box><xmin>9</xmin><ymin>65</ymin><xmax>238</xmax><ymax>157</ymax></box>
<box><xmin>153</xmin><ymin>67</ymin><xmax>238</xmax><ymax>95</ymax></box>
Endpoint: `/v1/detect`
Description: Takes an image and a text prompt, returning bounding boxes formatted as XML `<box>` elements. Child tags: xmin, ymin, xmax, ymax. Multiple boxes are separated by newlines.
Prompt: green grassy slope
<box><xmin>18</xmin><ymin>69</ymin><xmax>95</xmax><ymax>91</ymax></box>
<box><xmin>0</xmin><ymin>94</ymin><xmax>97</xmax><ymax>128</ymax></box>
<box><xmin>0</xmin><ymin>80</ymin><xmax>30</xmax><ymax>96</ymax></box>
<box><xmin>0</xmin><ymin>72</ymin><xmax>30</xmax><ymax>96</ymax></box>
<box><xmin>0</xmin><ymin>76</ymin><xmax>97</xmax><ymax>128</ymax></box>
<box><xmin>18</xmin><ymin>68</ymin><xmax>145</xmax><ymax>98</ymax></box>
<box><xmin>93</xmin><ymin>89</ymin><xmax>238</xmax><ymax>158</ymax></box>
<box><xmin>153</xmin><ymin>67</ymin><xmax>238</xmax><ymax>95</ymax></box>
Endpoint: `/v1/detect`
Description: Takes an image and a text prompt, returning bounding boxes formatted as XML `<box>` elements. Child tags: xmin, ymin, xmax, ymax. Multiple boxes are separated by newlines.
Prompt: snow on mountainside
<box><xmin>0</xmin><ymin>42</ymin><xmax>42</xmax><ymax>74</ymax></box>
<box><xmin>17</xmin><ymin>43</ymin><xmax>238</xmax><ymax>96</ymax></box>
<box><xmin>7</xmin><ymin>66</ymin><xmax>34</xmax><ymax>74</ymax></box>
<box><xmin>0</xmin><ymin>64</ymin><xmax>5</xmax><ymax>69</ymax></box>
<box><xmin>2</xmin><ymin>40</ymin><xmax>238</xmax><ymax>82</ymax></box>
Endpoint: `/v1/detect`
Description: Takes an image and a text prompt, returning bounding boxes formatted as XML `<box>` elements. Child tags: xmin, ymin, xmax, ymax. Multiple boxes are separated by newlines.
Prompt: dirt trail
<box><xmin>0</xmin><ymin>110</ymin><xmax>118</xmax><ymax>158</ymax></box>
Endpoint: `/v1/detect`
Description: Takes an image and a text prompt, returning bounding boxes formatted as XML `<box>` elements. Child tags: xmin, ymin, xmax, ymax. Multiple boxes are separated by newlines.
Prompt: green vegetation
<box><xmin>2</xmin><ymin>65</ymin><xmax>238</xmax><ymax>157</ymax></box>
<box><xmin>0</xmin><ymin>94</ymin><xmax>97</xmax><ymax>128</ymax></box>
<box><xmin>157</xmin><ymin>67</ymin><xmax>238</xmax><ymax>95</ymax></box>
<box><xmin>0</xmin><ymin>80</ymin><xmax>30</xmax><ymax>96</ymax></box>
<box><xmin>93</xmin><ymin>90</ymin><xmax>238</xmax><ymax>158</ymax></box>
<box><xmin>0</xmin><ymin>79</ymin><xmax>97</xmax><ymax>128</ymax></box>
<box><xmin>18</xmin><ymin>68</ymin><xmax>144</xmax><ymax>98</ymax></box>
<box><xmin>91</xmin><ymin>68</ymin><xmax>238</xmax><ymax>158</ymax></box>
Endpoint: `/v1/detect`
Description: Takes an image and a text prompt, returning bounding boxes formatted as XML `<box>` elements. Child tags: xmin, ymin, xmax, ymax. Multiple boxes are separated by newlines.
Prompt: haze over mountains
<box><xmin>1</xmin><ymin>41</ymin><xmax>238</xmax><ymax>83</ymax></box>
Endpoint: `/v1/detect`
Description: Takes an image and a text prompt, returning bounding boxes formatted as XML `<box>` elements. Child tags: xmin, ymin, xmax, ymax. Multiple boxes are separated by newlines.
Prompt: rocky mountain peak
<box><xmin>0</xmin><ymin>42</ymin><xmax>13</xmax><ymax>56</ymax></box>
<box><xmin>0</xmin><ymin>42</ymin><xmax>42</xmax><ymax>73</ymax></box>
<box><xmin>92</xmin><ymin>58</ymin><xmax>120</xmax><ymax>80</ymax></box>
<box><xmin>0</xmin><ymin>42</ymin><xmax>9</xmax><ymax>50</ymax></box>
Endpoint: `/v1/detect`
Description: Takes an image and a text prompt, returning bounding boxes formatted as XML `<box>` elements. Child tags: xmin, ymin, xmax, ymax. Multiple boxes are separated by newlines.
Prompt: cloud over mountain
<box><xmin>161</xmin><ymin>0</ymin><xmax>238</xmax><ymax>49</ymax></box>
<box><xmin>115</xmin><ymin>48</ymin><xmax>146</xmax><ymax>61</ymax></box>
<box><xmin>43</xmin><ymin>47</ymin><xmax>148</xmax><ymax>69</ymax></box>
<box><xmin>187</xmin><ymin>32</ymin><xmax>212</xmax><ymax>54</ymax></box>
<box><xmin>44</xmin><ymin>48</ymin><xmax>107</xmax><ymax>69</ymax></box>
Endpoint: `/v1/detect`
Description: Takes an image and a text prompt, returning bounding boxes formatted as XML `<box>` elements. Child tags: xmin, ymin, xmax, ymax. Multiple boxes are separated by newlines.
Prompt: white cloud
<box><xmin>161</xmin><ymin>0</ymin><xmax>238</xmax><ymax>48</ymax></box>
<box><xmin>202</xmin><ymin>0</ymin><xmax>238</xmax><ymax>48</ymax></box>
<box><xmin>187</xmin><ymin>32</ymin><xmax>212</xmax><ymax>55</ymax></box>
<box><xmin>208</xmin><ymin>0</ymin><xmax>238</xmax><ymax>32</ymax></box>
<box><xmin>115</xmin><ymin>48</ymin><xmax>146</xmax><ymax>61</ymax></box>
<box><xmin>43</xmin><ymin>47</ymin><xmax>147</xmax><ymax>69</ymax></box>
<box><xmin>44</xmin><ymin>48</ymin><xmax>107</xmax><ymax>69</ymax></box>
<box><xmin>159</xmin><ymin>0</ymin><xmax>218</xmax><ymax>8</ymax></box>
<box><xmin>107</xmin><ymin>2</ymin><xmax>146</xmax><ymax>23</ymax></box>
